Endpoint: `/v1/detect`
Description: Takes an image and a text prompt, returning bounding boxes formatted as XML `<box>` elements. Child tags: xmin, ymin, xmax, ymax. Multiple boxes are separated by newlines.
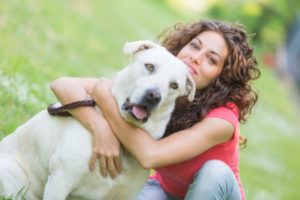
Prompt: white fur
<box><xmin>0</xmin><ymin>41</ymin><xmax>195</xmax><ymax>200</ymax></box>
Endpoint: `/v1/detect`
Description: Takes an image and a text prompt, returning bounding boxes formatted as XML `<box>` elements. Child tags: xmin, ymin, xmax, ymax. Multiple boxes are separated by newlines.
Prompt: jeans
<box><xmin>136</xmin><ymin>160</ymin><xmax>242</xmax><ymax>200</ymax></box>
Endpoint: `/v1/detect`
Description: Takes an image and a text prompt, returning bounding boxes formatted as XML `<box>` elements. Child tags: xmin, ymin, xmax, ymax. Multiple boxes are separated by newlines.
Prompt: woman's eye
<box><xmin>209</xmin><ymin>57</ymin><xmax>217</xmax><ymax>65</ymax></box>
<box><xmin>190</xmin><ymin>42</ymin><xmax>200</xmax><ymax>50</ymax></box>
<box><xmin>170</xmin><ymin>82</ymin><xmax>178</xmax><ymax>89</ymax></box>
<box><xmin>145</xmin><ymin>63</ymin><xmax>155</xmax><ymax>72</ymax></box>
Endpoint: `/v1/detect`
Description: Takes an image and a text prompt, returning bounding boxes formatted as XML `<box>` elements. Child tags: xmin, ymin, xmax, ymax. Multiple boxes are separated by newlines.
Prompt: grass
<box><xmin>0</xmin><ymin>0</ymin><xmax>184</xmax><ymax>135</ymax></box>
<box><xmin>1</xmin><ymin>0</ymin><xmax>300</xmax><ymax>199</ymax></box>
<box><xmin>0</xmin><ymin>186</ymin><xmax>28</xmax><ymax>200</ymax></box>
<box><xmin>240</xmin><ymin>66</ymin><xmax>300</xmax><ymax>199</ymax></box>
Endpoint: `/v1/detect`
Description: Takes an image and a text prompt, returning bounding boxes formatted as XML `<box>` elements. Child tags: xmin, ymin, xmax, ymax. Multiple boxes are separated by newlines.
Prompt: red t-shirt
<box><xmin>150</xmin><ymin>103</ymin><xmax>245</xmax><ymax>199</ymax></box>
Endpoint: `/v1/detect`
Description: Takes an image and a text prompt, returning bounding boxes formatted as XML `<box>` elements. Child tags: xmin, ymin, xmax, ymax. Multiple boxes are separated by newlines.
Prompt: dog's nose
<box><xmin>145</xmin><ymin>89</ymin><xmax>161</xmax><ymax>105</ymax></box>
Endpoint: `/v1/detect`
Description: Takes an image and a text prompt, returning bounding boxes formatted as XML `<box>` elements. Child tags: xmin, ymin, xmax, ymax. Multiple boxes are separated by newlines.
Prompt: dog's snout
<box><xmin>145</xmin><ymin>89</ymin><xmax>161</xmax><ymax>105</ymax></box>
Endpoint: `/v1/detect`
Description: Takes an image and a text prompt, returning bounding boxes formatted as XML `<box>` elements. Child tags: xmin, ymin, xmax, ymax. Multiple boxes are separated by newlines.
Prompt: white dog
<box><xmin>0</xmin><ymin>40</ymin><xmax>196</xmax><ymax>200</ymax></box>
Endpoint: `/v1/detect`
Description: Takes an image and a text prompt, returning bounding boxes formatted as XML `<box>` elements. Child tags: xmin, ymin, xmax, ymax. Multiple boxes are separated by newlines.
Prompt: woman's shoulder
<box><xmin>205</xmin><ymin>102</ymin><xmax>239</xmax><ymax>126</ymax></box>
<box><xmin>225</xmin><ymin>102</ymin><xmax>239</xmax><ymax>116</ymax></box>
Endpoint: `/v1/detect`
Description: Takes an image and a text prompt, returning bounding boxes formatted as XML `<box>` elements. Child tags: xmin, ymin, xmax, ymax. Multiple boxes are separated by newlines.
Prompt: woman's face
<box><xmin>177</xmin><ymin>31</ymin><xmax>228</xmax><ymax>89</ymax></box>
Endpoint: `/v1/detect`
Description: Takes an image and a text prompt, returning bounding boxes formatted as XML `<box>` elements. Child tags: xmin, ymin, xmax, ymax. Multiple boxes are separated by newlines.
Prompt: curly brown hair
<box><xmin>157</xmin><ymin>19</ymin><xmax>260</xmax><ymax>140</ymax></box>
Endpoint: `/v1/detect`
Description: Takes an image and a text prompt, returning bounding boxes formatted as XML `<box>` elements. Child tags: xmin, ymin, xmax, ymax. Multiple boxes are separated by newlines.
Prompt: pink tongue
<box><xmin>132</xmin><ymin>106</ymin><xmax>148</xmax><ymax>120</ymax></box>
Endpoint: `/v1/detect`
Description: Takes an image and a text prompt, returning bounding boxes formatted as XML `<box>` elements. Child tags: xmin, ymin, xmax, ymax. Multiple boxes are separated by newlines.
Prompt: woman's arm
<box><xmin>90</xmin><ymin>79</ymin><xmax>234</xmax><ymax>169</ymax></box>
<box><xmin>51</xmin><ymin>77</ymin><xmax>100</xmax><ymax>130</ymax></box>
<box><xmin>51</xmin><ymin>77</ymin><xmax>122</xmax><ymax>178</ymax></box>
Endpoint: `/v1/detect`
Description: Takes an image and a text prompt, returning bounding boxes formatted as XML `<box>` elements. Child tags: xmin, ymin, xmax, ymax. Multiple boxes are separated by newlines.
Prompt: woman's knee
<box><xmin>196</xmin><ymin>160</ymin><xmax>234</xmax><ymax>181</ymax></box>
<box><xmin>136</xmin><ymin>179</ymin><xmax>168</xmax><ymax>200</ymax></box>
<box><xmin>191</xmin><ymin>160</ymin><xmax>237</xmax><ymax>194</ymax></box>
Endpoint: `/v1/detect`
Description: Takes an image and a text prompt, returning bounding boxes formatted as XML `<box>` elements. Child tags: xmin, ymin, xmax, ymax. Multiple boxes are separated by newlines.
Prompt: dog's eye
<box><xmin>145</xmin><ymin>63</ymin><xmax>155</xmax><ymax>73</ymax></box>
<box><xmin>170</xmin><ymin>82</ymin><xmax>178</xmax><ymax>89</ymax></box>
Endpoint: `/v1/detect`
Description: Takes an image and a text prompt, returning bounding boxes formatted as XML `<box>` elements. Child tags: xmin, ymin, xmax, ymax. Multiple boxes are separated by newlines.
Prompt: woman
<box><xmin>51</xmin><ymin>19</ymin><xmax>260</xmax><ymax>200</ymax></box>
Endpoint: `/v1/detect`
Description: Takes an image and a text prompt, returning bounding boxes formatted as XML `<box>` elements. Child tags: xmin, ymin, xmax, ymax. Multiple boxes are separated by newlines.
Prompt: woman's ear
<box><xmin>123</xmin><ymin>40</ymin><xmax>158</xmax><ymax>55</ymax></box>
<box><xmin>185</xmin><ymin>72</ymin><xmax>196</xmax><ymax>102</ymax></box>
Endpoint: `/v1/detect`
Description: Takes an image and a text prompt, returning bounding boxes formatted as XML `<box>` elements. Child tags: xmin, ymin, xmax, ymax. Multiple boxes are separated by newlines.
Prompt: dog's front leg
<box><xmin>43</xmin><ymin>168</ymin><xmax>78</xmax><ymax>200</ymax></box>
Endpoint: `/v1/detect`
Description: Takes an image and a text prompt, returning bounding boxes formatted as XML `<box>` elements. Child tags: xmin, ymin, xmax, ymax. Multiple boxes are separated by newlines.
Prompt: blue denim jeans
<box><xmin>136</xmin><ymin>160</ymin><xmax>242</xmax><ymax>200</ymax></box>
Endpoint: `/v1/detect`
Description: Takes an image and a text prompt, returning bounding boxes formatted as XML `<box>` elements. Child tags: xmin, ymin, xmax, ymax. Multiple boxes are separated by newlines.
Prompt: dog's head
<box><xmin>112</xmin><ymin>40</ymin><xmax>196</xmax><ymax>139</ymax></box>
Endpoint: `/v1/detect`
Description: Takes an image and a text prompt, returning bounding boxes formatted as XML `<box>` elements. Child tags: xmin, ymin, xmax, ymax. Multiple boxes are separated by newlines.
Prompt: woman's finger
<box><xmin>99</xmin><ymin>155</ymin><xmax>108</xmax><ymax>177</ymax></box>
<box><xmin>114</xmin><ymin>156</ymin><xmax>123</xmax><ymax>174</ymax></box>
<box><xmin>89</xmin><ymin>151</ymin><xmax>97</xmax><ymax>171</ymax></box>
<box><xmin>107</xmin><ymin>157</ymin><xmax>118</xmax><ymax>179</ymax></box>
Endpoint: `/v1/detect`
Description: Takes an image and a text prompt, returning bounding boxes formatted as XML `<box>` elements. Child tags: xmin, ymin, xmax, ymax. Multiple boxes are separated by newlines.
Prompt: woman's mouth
<box><xmin>187</xmin><ymin>66</ymin><xmax>195</xmax><ymax>75</ymax></box>
<box><xmin>185</xmin><ymin>63</ymin><xmax>198</xmax><ymax>75</ymax></box>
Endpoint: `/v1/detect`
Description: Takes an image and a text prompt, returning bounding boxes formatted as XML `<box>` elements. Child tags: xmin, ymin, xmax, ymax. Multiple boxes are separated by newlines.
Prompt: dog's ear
<box><xmin>123</xmin><ymin>40</ymin><xmax>158</xmax><ymax>55</ymax></box>
<box><xmin>185</xmin><ymin>72</ymin><xmax>196</xmax><ymax>102</ymax></box>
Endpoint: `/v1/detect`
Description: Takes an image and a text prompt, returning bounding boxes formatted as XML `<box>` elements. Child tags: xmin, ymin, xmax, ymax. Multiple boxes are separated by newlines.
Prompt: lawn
<box><xmin>1</xmin><ymin>0</ymin><xmax>300</xmax><ymax>199</ymax></box>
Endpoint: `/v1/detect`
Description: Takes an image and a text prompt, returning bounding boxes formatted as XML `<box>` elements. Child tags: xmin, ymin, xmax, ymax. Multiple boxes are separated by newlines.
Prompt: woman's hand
<box><xmin>51</xmin><ymin>77</ymin><xmax>122</xmax><ymax>178</ymax></box>
<box><xmin>88</xmin><ymin>78</ymin><xmax>122</xmax><ymax>179</ymax></box>
<box><xmin>89</xmin><ymin>119</ymin><xmax>122</xmax><ymax>179</ymax></box>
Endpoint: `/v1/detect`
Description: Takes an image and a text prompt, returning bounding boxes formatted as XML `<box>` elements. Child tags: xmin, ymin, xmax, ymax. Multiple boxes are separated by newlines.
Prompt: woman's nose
<box><xmin>190</xmin><ymin>52</ymin><xmax>204</xmax><ymax>65</ymax></box>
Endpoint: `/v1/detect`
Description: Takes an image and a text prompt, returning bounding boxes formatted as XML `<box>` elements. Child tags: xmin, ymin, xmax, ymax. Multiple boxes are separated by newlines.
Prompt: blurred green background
<box><xmin>1</xmin><ymin>0</ymin><xmax>300</xmax><ymax>199</ymax></box>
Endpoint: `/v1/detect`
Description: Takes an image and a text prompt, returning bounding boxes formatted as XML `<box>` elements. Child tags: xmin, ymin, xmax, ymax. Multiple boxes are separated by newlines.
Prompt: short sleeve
<box><xmin>205</xmin><ymin>103</ymin><xmax>239</xmax><ymax>128</ymax></box>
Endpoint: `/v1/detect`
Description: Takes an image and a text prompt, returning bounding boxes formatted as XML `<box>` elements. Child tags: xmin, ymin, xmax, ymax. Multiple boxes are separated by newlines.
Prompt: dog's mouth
<box><xmin>122</xmin><ymin>98</ymin><xmax>150</xmax><ymax>123</ymax></box>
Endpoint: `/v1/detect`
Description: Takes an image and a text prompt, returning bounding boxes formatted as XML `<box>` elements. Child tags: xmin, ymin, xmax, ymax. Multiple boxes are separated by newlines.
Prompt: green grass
<box><xmin>0</xmin><ymin>0</ymin><xmax>184</xmax><ymax>135</ymax></box>
<box><xmin>240</xmin><ymin>66</ymin><xmax>300</xmax><ymax>199</ymax></box>
<box><xmin>0</xmin><ymin>186</ymin><xmax>28</xmax><ymax>200</ymax></box>
<box><xmin>1</xmin><ymin>0</ymin><xmax>300</xmax><ymax>199</ymax></box>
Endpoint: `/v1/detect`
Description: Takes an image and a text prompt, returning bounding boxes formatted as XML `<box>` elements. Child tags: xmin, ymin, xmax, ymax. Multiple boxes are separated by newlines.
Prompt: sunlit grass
<box><xmin>0</xmin><ymin>0</ymin><xmax>182</xmax><ymax>135</ymax></box>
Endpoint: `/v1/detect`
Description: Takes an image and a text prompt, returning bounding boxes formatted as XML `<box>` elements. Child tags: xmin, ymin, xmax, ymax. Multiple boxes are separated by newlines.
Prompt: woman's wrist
<box><xmin>89</xmin><ymin>116</ymin><xmax>111</xmax><ymax>136</ymax></box>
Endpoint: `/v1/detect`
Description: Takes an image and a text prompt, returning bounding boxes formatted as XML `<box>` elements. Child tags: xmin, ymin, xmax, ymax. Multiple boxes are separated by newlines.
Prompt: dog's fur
<box><xmin>0</xmin><ymin>40</ymin><xmax>196</xmax><ymax>200</ymax></box>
